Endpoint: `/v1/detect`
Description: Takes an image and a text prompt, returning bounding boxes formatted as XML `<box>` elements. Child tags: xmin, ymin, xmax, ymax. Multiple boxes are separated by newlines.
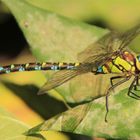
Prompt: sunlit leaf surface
<box><xmin>1</xmin><ymin>0</ymin><xmax>140</xmax><ymax>139</ymax></box>
<box><xmin>27</xmin><ymin>89</ymin><xmax>140</xmax><ymax>139</ymax></box>
<box><xmin>0</xmin><ymin>108</ymin><xmax>44</xmax><ymax>140</ymax></box>
<box><xmin>1</xmin><ymin>0</ymin><xmax>110</xmax><ymax>103</ymax></box>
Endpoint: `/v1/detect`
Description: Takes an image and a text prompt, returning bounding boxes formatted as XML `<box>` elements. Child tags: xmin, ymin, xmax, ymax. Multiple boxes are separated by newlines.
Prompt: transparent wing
<box><xmin>78</xmin><ymin>31</ymin><xmax>119</xmax><ymax>62</ymax></box>
<box><xmin>38</xmin><ymin>69</ymin><xmax>84</xmax><ymax>95</ymax></box>
<box><xmin>78</xmin><ymin>23</ymin><xmax>140</xmax><ymax>62</ymax></box>
<box><xmin>118</xmin><ymin>23</ymin><xmax>140</xmax><ymax>50</ymax></box>
<box><xmin>38</xmin><ymin>31</ymin><xmax>117</xmax><ymax>93</ymax></box>
<box><xmin>38</xmin><ymin>55</ymin><xmax>105</xmax><ymax>94</ymax></box>
<box><xmin>39</xmin><ymin>24</ymin><xmax>140</xmax><ymax>93</ymax></box>
<box><xmin>38</xmin><ymin>53</ymin><xmax>110</xmax><ymax>94</ymax></box>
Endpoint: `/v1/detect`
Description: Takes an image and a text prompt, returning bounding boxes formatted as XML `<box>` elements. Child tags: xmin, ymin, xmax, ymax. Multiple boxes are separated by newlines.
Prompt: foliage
<box><xmin>1</xmin><ymin>0</ymin><xmax>140</xmax><ymax>139</ymax></box>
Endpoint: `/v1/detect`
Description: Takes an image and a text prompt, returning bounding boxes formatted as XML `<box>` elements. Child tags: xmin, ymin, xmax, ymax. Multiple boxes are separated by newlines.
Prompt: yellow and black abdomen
<box><xmin>0</xmin><ymin>62</ymin><xmax>81</xmax><ymax>74</ymax></box>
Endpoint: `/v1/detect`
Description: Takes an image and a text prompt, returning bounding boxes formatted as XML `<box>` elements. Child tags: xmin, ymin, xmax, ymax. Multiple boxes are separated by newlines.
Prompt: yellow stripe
<box><xmin>25</xmin><ymin>63</ymin><xmax>29</xmax><ymax>68</ymax></box>
<box><xmin>42</xmin><ymin>62</ymin><xmax>46</xmax><ymax>67</ymax></box>
<box><xmin>11</xmin><ymin>64</ymin><xmax>15</xmax><ymax>69</ymax></box>
<box><xmin>113</xmin><ymin>56</ymin><xmax>131</xmax><ymax>71</ymax></box>
<box><xmin>75</xmin><ymin>62</ymin><xmax>80</xmax><ymax>66</ymax></box>
<box><xmin>111</xmin><ymin>65</ymin><xmax>122</xmax><ymax>73</ymax></box>
<box><xmin>136</xmin><ymin>59</ymin><xmax>140</xmax><ymax>70</ymax></box>
<box><xmin>131</xmin><ymin>66</ymin><xmax>135</xmax><ymax>72</ymax></box>
<box><xmin>58</xmin><ymin>62</ymin><xmax>63</xmax><ymax>67</ymax></box>
<box><xmin>102</xmin><ymin>66</ymin><xmax>109</xmax><ymax>73</ymax></box>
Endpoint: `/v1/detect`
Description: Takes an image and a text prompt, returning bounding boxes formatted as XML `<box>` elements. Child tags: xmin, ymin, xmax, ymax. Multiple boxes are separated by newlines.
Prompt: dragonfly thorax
<box><xmin>97</xmin><ymin>51</ymin><xmax>137</xmax><ymax>74</ymax></box>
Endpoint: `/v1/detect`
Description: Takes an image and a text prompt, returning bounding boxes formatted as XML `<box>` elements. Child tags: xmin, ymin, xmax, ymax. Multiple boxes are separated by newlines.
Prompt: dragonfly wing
<box><xmin>78</xmin><ymin>31</ymin><xmax>120</xmax><ymax>62</ymax></box>
<box><xmin>39</xmin><ymin>31</ymin><xmax>120</xmax><ymax>93</ymax></box>
<box><xmin>38</xmin><ymin>24</ymin><xmax>140</xmax><ymax>94</ymax></box>
<box><xmin>78</xmin><ymin>23</ymin><xmax>140</xmax><ymax>64</ymax></box>
<box><xmin>118</xmin><ymin>23</ymin><xmax>140</xmax><ymax>50</ymax></box>
<box><xmin>38</xmin><ymin>68</ymin><xmax>88</xmax><ymax>94</ymax></box>
<box><xmin>38</xmin><ymin>59</ymin><xmax>100</xmax><ymax>94</ymax></box>
<box><xmin>82</xmin><ymin>53</ymin><xmax>112</xmax><ymax>72</ymax></box>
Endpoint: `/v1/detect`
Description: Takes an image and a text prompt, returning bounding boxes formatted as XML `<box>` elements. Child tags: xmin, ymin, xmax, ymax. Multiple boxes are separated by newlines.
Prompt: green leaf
<box><xmin>26</xmin><ymin>89</ymin><xmax>140</xmax><ymax>139</ymax></box>
<box><xmin>26</xmin><ymin>0</ymin><xmax>140</xmax><ymax>29</ymax></box>
<box><xmin>1</xmin><ymin>0</ymin><xmax>107</xmax><ymax>62</ymax></box>
<box><xmin>2</xmin><ymin>0</ymin><xmax>140</xmax><ymax>139</ymax></box>
<box><xmin>3</xmin><ymin>81</ymin><xmax>67</xmax><ymax>119</ymax></box>
<box><xmin>0</xmin><ymin>108</ymin><xmax>45</xmax><ymax>140</ymax></box>
<box><xmin>1</xmin><ymin>0</ymin><xmax>109</xmax><ymax>103</ymax></box>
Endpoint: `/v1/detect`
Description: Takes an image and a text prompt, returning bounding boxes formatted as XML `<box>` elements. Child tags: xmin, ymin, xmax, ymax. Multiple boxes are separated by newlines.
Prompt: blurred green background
<box><xmin>0</xmin><ymin>0</ymin><xmax>140</xmax><ymax>140</ymax></box>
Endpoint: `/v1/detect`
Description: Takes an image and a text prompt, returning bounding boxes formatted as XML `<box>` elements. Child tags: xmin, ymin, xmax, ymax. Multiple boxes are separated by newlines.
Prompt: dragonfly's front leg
<box><xmin>134</xmin><ymin>76</ymin><xmax>140</xmax><ymax>91</ymax></box>
<box><xmin>105</xmin><ymin>76</ymin><xmax>131</xmax><ymax>122</ymax></box>
<box><xmin>110</xmin><ymin>75</ymin><xmax>124</xmax><ymax>88</ymax></box>
<box><xmin>128</xmin><ymin>76</ymin><xmax>140</xmax><ymax>99</ymax></box>
<box><xmin>110</xmin><ymin>75</ymin><xmax>127</xmax><ymax>93</ymax></box>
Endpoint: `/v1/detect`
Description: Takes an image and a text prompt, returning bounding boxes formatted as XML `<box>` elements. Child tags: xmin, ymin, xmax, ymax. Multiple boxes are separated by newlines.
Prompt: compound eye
<box><xmin>137</xmin><ymin>55</ymin><xmax>140</xmax><ymax>61</ymax></box>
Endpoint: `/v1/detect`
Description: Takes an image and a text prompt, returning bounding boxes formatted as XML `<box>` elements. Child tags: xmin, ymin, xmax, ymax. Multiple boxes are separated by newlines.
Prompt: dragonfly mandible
<box><xmin>0</xmin><ymin>23</ymin><xmax>140</xmax><ymax>122</ymax></box>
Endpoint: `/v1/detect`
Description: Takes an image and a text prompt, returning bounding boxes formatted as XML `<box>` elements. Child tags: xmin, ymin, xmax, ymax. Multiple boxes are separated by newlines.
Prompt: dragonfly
<box><xmin>0</xmin><ymin>24</ymin><xmax>140</xmax><ymax>122</ymax></box>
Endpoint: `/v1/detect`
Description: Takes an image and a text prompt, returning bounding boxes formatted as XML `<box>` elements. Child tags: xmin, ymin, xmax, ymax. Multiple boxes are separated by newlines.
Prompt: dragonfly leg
<box><xmin>134</xmin><ymin>76</ymin><xmax>140</xmax><ymax>91</ymax></box>
<box><xmin>105</xmin><ymin>76</ymin><xmax>131</xmax><ymax>122</ymax></box>
<box><xmin>128</xmin><ymin>77</ymin><xmax>140</xmax><ymax>100</ymax></box>
<box><xmin>110</xmin><ymin>76</ymin><xmax>124</xmax><ymax>93</ymax></box>
<box><xmin>110</xmin><ymin>76</ymin><xmax>124</xmax><ymax>86</ymax></box>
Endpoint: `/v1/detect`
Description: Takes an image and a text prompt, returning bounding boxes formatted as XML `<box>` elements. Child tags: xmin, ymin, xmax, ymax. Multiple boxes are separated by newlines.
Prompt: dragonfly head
<box><xmin>137</xmin><ymin>55</ymin><xmax>140</xmax><ymax>62</ymax></box>
<box><xmin>136</xmin><ymin>55</ymin><xmax>140</xmax><ymax>71</ymax></box>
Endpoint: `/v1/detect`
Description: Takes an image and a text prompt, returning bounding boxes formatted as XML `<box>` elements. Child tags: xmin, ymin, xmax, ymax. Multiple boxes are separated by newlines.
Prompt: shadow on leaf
<box><xmin>2</xmin><ymin>80</ymin><xmax>67</xmax><ymax>119</ymax></box>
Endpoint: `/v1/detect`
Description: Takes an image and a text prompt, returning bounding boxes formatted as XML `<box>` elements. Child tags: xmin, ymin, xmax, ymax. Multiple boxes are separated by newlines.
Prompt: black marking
<box><xmin>0</xmin><ymin>62</ymin><xmax>81</xmax><ymax>74</ymax></box>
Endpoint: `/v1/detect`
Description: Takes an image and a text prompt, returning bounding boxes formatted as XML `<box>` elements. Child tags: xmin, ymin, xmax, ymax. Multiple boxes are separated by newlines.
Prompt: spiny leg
<box><xmin>105</xmin><ymin>76</ymin><xmax>131</xmax><ymax>122</ymax></box>
<box><xmin>110</xmin><ymin>76</ymin><xmax>124</xmax><ymax>87</ymax></box>
<box><xmin>110</xmin><ymin>76</ymin><xmax>124</xmax><ymax>93</ymax></box>
<box><xmin>136</xmin><ymin>76</ymin><xmax>139</xmax><ymax>85</ymax></box>
<box><xmin>128</xmin><ymin>76</ymin><xmax>140</xmax><ymax>99</ymax></box>
<box><xmin>134</xmin><ymin>76</ymin><xmax>140</xmax><ymax>91</ymax></box>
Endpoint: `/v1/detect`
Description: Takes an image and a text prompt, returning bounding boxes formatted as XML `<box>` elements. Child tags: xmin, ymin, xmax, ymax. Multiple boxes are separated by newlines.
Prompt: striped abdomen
<box><xmin>0</xmin><ymin>62</ymin><xmax>81</xmax><ymax>74</ymax></box>
<box><xmin>97</xmin><ymin>51</ymin><xmax>136</xmax><ymax>74</ymax></box>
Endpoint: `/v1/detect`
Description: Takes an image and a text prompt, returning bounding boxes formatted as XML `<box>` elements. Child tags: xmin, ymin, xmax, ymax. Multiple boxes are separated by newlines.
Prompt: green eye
<box><xmin>137</xmin><ymin>55</ymin><xmax>140</xmax><ymax>61</ymax></box>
